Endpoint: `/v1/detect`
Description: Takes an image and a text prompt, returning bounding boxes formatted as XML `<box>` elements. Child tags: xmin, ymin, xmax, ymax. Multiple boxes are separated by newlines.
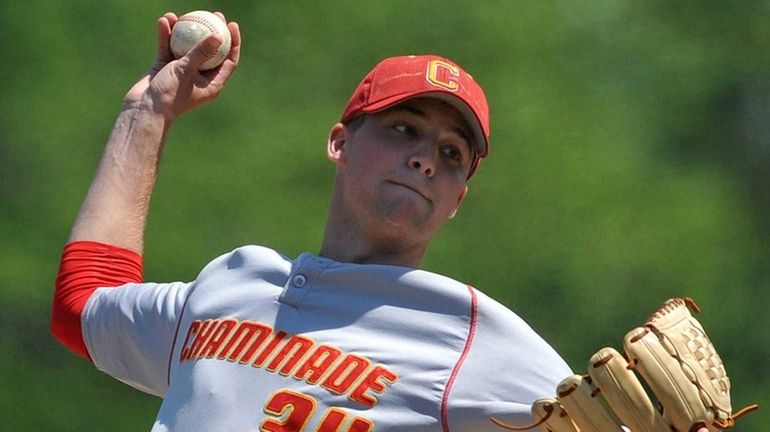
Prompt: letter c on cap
<box><xmin>427</xmin><ymin>60</ymin><xmax>460</xmax><ymax>91</ymax></box>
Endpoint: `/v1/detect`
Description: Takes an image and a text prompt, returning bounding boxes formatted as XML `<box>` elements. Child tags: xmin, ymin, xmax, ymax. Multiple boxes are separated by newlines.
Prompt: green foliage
<box><xmin>1</xmin><ymin>0</ymin><xmax>767</xmax><ymax>428</ymax></box>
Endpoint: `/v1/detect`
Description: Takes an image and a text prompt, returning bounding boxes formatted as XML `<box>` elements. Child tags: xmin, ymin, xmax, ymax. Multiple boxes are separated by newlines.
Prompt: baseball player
<box><xmin>51</xmin><ymin>11</ymin><xmax>723</xmax><ymax>432</ymax></box>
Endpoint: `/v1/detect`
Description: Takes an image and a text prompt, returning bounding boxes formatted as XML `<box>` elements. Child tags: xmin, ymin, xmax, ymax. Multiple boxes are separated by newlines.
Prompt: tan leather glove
<box><xmin>493</xmin><ymin>298</ymin><xmax>758</xmax><ymax>432</ymax></box>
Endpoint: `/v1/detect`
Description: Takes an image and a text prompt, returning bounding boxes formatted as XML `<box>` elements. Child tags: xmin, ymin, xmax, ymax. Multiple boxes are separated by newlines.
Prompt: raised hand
<box><xmin>68</xmin><ymin>12</ymin><xmax>241</xmax><ymax>250</ymax></box>
<box><xmin>123</xmin><ymin>11</ymin><xmax>241</xmax><ymax>122</ymax></box>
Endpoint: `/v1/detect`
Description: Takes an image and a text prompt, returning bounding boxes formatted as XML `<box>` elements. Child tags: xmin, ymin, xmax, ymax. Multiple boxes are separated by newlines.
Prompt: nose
<box><xmin>408</xmin><ymin>143</ymin><xmax>436</xmax><ymax>177</ymax></box>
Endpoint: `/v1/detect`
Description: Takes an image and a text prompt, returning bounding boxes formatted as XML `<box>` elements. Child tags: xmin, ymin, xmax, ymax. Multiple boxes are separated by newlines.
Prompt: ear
<box><xmin>448</xmin><ymin>185</ymin><xmax>469</xmax><ymax>219</ymax></box>
<box><xmin>327</xmin><ymin>123</ymin><xmax>347</xmax><ymax>165</ymax></box>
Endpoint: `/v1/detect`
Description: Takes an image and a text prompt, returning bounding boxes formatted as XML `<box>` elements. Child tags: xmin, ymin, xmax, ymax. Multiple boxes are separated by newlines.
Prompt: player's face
<box><xmin>328</xmin><ymin>97</ymin><xmax>472</xmax><ymax>246</ymax></box>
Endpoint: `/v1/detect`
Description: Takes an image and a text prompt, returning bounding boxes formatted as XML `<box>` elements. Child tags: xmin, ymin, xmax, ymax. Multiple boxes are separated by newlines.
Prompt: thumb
<box><xmin>184</xmin><ymin>34</ymin><xmax>223</xmax><ymax>70</ymax></box>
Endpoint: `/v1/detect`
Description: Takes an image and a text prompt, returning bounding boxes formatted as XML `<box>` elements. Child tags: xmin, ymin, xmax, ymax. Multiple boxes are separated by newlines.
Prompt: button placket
<box><xmin>278</xmin><ymin>254</ymin><xmax>331</xmax><ymax>307</ymax></box>
<box><xmin>292</xmin><ymin>274</ymin><xmax>307</xmax><ymax>288</ymax></box>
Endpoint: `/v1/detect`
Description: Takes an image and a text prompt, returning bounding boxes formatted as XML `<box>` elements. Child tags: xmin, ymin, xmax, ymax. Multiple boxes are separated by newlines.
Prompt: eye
<box><xmin>393</xmin><ymin>123</ymin><xmax>416</xmax><ymax>135</ymax></box>
<box><xmin>441</xmin><ymin>145</ymin><xmax>463</xmax><ymax>162</ymax></box>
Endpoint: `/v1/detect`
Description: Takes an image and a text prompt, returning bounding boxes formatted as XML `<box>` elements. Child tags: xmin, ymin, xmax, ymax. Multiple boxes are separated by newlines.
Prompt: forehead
<box><xmin>385</xmin><ymin>98</ymin><xmax>466</xmax><ymax>124</ymax></box>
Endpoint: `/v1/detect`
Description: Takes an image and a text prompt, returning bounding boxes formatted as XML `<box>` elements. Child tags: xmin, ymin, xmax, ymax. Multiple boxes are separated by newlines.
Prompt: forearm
<box><xmin>67</xmin><ymin>13</ymin><xmax>240</xmax><ymax>254</ymax></box>
<box><xmin>68</xmin><ymin>102</ymin><xmax>171</xmax><ymax>254</ymax></box>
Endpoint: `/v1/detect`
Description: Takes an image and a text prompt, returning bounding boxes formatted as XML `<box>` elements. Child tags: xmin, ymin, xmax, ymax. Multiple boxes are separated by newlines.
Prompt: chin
<box><xmin>372</xmin><ymin>197</ymin><xmax>430</xmax><ymax>226</ymax></box>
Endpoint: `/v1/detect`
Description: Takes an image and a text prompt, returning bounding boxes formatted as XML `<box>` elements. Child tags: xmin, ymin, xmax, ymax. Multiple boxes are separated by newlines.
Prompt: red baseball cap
<box><xmin>340</xmin><ymin>55</ymin><xmax>490</xmax><ymax>179</ymax></box>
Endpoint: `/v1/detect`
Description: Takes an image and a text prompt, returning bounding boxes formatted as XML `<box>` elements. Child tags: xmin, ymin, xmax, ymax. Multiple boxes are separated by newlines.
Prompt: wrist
<box><xmin>121</xmin><ymin>93</ymin><xmax>176</xmax><ymax>128</ymax></box>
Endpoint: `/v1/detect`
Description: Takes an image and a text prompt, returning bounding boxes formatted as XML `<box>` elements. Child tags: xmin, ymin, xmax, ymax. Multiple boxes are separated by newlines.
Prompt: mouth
<box><xmin>387</xmin><ymin>180</ymin><xmax>430</xmax><ymax>201</ymax></box>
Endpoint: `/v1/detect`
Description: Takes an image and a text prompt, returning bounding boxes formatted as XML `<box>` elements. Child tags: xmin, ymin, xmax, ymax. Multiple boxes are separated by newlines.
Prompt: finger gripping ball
<box><xmin>170</xmin><ymin>11</ymin><xmax>231</xmax><ymax>70</ymax></box>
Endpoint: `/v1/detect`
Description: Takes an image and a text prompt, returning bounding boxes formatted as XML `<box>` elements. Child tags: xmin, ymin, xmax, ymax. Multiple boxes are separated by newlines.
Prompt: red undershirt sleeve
<box><xmin>51</xmin><ymin>241</ymin><xmax>143</xmax><ymax>361</ymax></box>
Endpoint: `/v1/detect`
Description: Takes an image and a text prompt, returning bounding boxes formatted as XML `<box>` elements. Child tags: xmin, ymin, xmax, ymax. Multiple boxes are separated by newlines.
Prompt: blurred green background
<box><xmin>1</xmin><ymin>0</ymin><xmax>768</xmax><ymax>429</ymax></box>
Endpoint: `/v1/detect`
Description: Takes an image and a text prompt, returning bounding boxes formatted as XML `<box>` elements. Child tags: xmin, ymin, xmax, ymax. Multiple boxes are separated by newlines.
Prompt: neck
<box><xmin>319</xmin><ymin>204</ymin><xmax>427</xmax><ymax>268</ymax></box>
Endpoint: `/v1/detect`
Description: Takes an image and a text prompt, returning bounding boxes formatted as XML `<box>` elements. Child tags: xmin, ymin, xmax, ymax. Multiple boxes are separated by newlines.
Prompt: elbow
<box><xmin>50</xmin><ymin>278</ymin><xmax>93</xmax><ymax>361</ymax></box>
<box><xmin>50</xmin><ymin>240</ymin><xmax>143</xmax><ymax>361</ymax></box>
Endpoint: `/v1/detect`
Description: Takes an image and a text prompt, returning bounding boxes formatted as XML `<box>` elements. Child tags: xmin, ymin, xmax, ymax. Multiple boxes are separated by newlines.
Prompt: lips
<box><xmin>387</xmin><ymin>180</ymin><xmax>430</xmax><ymax>201</ymax></box>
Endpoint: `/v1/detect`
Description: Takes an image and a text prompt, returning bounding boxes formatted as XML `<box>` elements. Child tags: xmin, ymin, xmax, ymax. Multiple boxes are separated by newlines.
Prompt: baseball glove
<box><xmin>492</xmin><ymin>298</ymin><xmax>758</xmax><ymax>431</ymax></box>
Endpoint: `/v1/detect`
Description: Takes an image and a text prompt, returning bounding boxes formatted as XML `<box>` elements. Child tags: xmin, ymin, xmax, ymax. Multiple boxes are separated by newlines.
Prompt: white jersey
<box><xmin>82</xmin><ymin>245</ymin><xmax>571</xmax><ymax>431</ymax></box>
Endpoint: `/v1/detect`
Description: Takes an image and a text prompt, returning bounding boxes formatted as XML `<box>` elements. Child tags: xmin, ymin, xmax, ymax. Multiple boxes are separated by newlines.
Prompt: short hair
<box><xmin>343</xmin><ymin>115</ymin><xmax>367</xmax><ymax>132</ymax></box>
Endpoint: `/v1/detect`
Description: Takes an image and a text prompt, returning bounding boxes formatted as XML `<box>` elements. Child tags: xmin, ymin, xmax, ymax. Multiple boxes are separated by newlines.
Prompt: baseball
<box><xmin>170</xmin><ymin>11</ymin><xmax>231</xmax><ymax>70</ymax></box>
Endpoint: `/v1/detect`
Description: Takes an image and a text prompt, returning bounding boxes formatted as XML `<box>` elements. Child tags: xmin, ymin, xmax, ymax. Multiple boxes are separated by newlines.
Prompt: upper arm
<box><xmin>82</xmin><ymin>280</ymin><xmax>192</xmax><ymax>397</ymax></box>
<box><xmin>444</xmin><ymin>292</ymin><xmax>571</xmax><ymax>430</ymax></box>
<box><xmin>51</xmin><ymin>241</ymin><xmax>143</xmax><ymax>360</ymax></box>
<box><xmin>50</xmin><ymin>240</ymin><xmax>192</xmax><ymax>397</ymax></box>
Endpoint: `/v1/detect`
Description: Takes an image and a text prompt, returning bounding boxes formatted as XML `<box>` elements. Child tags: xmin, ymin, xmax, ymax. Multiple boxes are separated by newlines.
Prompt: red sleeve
<box><xmin>51</xmin><ymin>241</ymin><xmax>143</xmax><ymax>361</ymax></box>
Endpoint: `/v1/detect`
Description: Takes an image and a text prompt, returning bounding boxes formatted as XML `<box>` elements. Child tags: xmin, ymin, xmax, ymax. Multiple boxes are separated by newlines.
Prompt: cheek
<box><xmin>352</xmin><ymin>144</ymin><xmax>400</xmax><ymax>175</ymax></box>
<box><xmin>341</xmin><ymin>148</ymin><xmax>392</xmax><ymax>191</ymax></box>
<box><xmin>443</xmin><ymin>181</ymin><xmax>467</xmax><ymax>207</ymax></box>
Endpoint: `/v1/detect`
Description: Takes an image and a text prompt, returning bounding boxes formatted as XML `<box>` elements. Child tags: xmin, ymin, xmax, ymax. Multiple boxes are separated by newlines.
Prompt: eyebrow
<box><xmin>391</xmin><ymin>105</ymin><xmax>474</xmax><ymax>151</ymax></box>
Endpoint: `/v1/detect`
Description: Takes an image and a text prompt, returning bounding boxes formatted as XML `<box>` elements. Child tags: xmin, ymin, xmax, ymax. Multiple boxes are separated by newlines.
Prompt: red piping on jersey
<box><xmin>51</xmin><ymin>241</ymin><xmax>143</xmax><ymax>361</ymax></box>
<box><xmin>166</xmin><ymin>289</ymin><xmax>193</xmax><ymax>386</ymax></box>
<box><xmin>441</xmin><ymin>284</ymin><xmax>479</xmax><ymax>432</ymax></box>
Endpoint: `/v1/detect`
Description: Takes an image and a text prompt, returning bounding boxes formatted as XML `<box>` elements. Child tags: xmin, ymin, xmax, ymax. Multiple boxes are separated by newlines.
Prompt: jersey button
<box><xmin>292</xmin><ymin>274</ymin><xmax>307</xmax><ymax>288</ymax></box>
